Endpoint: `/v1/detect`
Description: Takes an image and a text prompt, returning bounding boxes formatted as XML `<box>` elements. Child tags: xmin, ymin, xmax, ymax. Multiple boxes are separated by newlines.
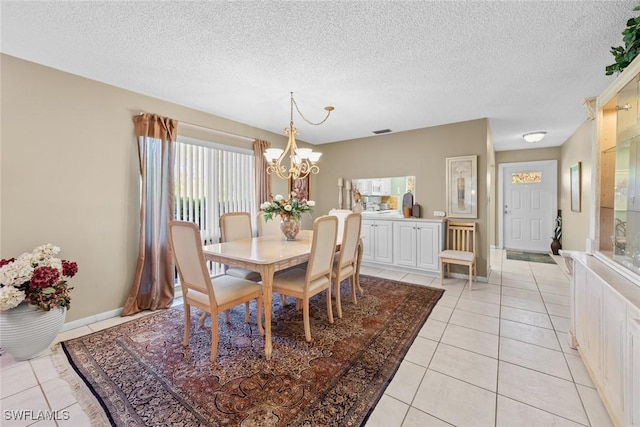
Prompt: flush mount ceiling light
<box><xmin>522</xmin><ymin>131</ymin><xmax>547</xmax><ymax>143</ymax></box>
<box><xmin>263</xmin><ymin>92</ymin><xmax>334</xmax><ymax>181</ymax></box>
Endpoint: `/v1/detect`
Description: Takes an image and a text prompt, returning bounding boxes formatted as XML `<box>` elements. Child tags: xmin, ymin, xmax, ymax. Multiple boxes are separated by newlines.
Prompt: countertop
<box><xmin>360</xmin><ymin>211</ymin><xmax>445</xmax><ymax>222</ymax></box>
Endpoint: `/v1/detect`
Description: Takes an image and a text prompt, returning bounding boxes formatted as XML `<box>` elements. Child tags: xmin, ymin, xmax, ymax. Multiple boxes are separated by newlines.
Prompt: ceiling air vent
<box><xmin>372</xmin><ymin>129</ymin><xmax>392</xmax><ymax>135</ymax></box>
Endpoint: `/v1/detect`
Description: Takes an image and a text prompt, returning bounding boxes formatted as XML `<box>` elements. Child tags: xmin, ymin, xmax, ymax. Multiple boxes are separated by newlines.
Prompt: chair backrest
<box><xmin>336</xmin><ymin>213</ymin><xmax>362</xmax><ymax>268</ymax></box>
<box><xmin>168</xmin><ymin>221</ymin><xmax>216</xmax><ymax>303</ymax></box>
<box><xmin>445</xmin><ymin>221</ymin><xmax>477</xmax><ymax>254</ymax></box>
<box><xmin>257</xmin><ymin>211</ymin><xmax>282</xmax><ymax>237</ymax></box>
<box><xmin>328</xmin><ymin>209</ymin><xmax>353</xmax><ymax>239</ymax></box>
<box><xmin>220</xmin><ymin>212</ymin><xmax>252</xmax><ymax>242</ymax></box>
<box><xmin>307</xmin><ymin>215</ymin><xmax>339</xmax><ymax>281</ymax></box>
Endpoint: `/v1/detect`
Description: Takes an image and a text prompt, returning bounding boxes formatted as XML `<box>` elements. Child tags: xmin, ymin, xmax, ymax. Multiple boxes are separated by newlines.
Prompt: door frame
<box><xmin>498</xmin><ymin>160</ymin><xmax>558</xmax><ymax>250</ymax></box>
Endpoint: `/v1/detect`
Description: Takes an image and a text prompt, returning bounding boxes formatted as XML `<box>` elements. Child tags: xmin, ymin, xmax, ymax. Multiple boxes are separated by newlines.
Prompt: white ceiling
<box><xmin>0</xmin><ymin>1</ymin><xmax>635</xmax><ymax>151</ymax></box>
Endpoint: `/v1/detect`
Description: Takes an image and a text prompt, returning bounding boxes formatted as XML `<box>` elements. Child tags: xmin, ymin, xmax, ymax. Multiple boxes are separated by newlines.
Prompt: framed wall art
<box><xmin>571</xmin><ymin>162</ymin><xmax>581</xmax><ymax>212</ymax></box>
<box><xmin>289</xmin><ymin>175</ymin><xmax>310</xmax><ymax>201</ymax></box>
<box><xmin>446</xmin><ymin>155</ymin><xmax>478</xmax><ymax>218</ymax></box>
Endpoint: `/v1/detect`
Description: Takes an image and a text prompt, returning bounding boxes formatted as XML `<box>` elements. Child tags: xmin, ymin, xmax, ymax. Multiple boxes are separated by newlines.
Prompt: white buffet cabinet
<box><xmin>570</xmin><ymin>253</ymin><xmax>640</xmax><ymax>427</ymax></box>
<box><xmin>361</xmin><ymin>216</ymin><xmax>445</xmax><ymax>274</ymax></box>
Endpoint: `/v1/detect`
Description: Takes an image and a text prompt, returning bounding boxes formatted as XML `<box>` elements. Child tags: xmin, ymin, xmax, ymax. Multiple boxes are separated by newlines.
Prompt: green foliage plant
<box><xmin>606</xmin><ymin>5</ymin><xmax>640</xmax><ymax>75</ymax></box>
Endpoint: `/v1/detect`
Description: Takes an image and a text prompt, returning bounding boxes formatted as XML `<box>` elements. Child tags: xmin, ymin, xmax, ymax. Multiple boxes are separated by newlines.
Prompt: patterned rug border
<box><xmin>58</xmin><ymin>275</ymin><xmax>444</xmax><ymax>426</ymax></box>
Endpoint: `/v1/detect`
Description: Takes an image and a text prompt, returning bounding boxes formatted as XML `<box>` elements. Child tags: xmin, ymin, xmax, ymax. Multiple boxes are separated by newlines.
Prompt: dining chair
<box><xmin>332</xmin><ymin>212</ymin><xmax>362</xmax><ymax>319</ymax></box>
<box><xmin>438</xmin><ymin>221</ymin><xmax>477</xmax><ymax>290</ymax></box>
<box><xmin>220</xmin><ymin>212</ymin><xmax>262</xmax><ymax>282</ymax></box>
<box><xmin>168</xmin><ymin>220</ymin><xmax>264</xmax><ymax>363</ymax></box>
<box><xmin>257</xmin><ymin>211</ymin><xmax>282</xmax><ymax>237</ymax></box>
<box><xmin>271</xmin><ymin>215</ymin><xmax>338</xmax><ymax>342</ymax></box>
<box><xmin>328</xmin><ymin>208</ymin><xmax>353</xmax><ymax>240</ymax></box>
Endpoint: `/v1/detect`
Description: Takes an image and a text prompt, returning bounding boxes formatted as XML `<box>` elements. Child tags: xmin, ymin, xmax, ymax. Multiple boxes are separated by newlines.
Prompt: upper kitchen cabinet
<box><xmin>353</xmin><ymin>176</ymin><xmax>414</xmax><ymax>197</ymax></box>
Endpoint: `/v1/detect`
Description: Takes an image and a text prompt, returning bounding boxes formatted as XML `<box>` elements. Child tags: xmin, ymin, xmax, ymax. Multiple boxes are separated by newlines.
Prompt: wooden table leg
<box><xmin>259</xmin><ymin>265</ymin><xmax>275</xmax><ymax>360</ymax></box>
<box><xmin>356</xmin><ymin>239</ymin><xmax>364</xmax><ymax>296</ymax></box>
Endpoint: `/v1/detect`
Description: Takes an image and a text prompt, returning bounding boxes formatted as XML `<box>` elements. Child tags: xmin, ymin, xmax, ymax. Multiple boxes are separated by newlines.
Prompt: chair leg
<box><xmin>303</xmin><ymin>298</ymin><xmax>312</xmax><ymax>342</ymax></box>
<box><xmin>183</xmin><ymin>304</ymin><xmax>191</xmax><ymax>347</ymax></box>
<box><xmin>244</xmin><ymin>301</ymin><xmax>250</xmax><ymax>323</ymax></box>
<box><xmin>210</xmin><ymin>313</ymin><xmax>219</xmax><ymax>363</ymax></box>
<box><xmin>349</xmin><ymin>273</ymin><xmax>358</xmax><ymax>304</ymax></box>
<box><xmin>280</xmin><ymin>294</ymin><xmax>287</xmax><ymax>306</ymax></box>
<box><xmin>256</xmin><ymin>295</ymin><xmax>264</xmax><ymax>336</ymax></box>
<box><xmin>334</xmin><ymin>278</ymin><xmax>343</xmax><ymax>319</ymax></box>
<box><xmin>440</xmin><ymin>260</ymin><xmax>444</xmax><ymax>285</ymax></box>
<box><xmin>224</xmin><ymin>310</ymin><xmax>230</xmax><ymax>323</ymax></box>
<box><xmin>326</xmin><ymin>287</ymin><xmax>334</xmax><ymax>324</ymax></box>
<box><xmin>198</xmin><ymin>311</ymin><xmax>207</xmax><ymax>327</ymax></box>
<box><xmin>356</xmin><ymin>240</ymin><xmax>364</xmax><ymax>296</ymax></box>
<box><xmin>469</xmin><ymin>264</ymin><xmax>474</xmax><ymax>290</ymax></box>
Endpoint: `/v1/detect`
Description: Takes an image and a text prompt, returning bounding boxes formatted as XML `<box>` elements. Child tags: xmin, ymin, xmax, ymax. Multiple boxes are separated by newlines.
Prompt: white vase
<box><xmin>0</xmin><ymin>303</ymin><xmax>66</xmax><ymax>361</ymax></box>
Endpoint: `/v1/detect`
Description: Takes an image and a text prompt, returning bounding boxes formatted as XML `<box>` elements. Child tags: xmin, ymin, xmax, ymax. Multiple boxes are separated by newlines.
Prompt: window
<box><xmin>174</xmin><ymin>136</ymin><xmax>256</xmax><ymax>275</ymax></box>
<box><xmin>511</xmin><ymin>172</ymin><xmax>542</xmax><ymax>184</ymax></box>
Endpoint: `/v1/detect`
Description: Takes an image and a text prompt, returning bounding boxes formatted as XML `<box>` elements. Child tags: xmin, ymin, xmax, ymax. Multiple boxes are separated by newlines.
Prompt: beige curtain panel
<box><xmin>122</xmin><ymin>113</ymin><xmax>178</xmax><ymax>316</ymax></box>
<box><xmin>254</xmin><ymin>139</ymin><xmax>272</xmax><ymax>206</ymax></box>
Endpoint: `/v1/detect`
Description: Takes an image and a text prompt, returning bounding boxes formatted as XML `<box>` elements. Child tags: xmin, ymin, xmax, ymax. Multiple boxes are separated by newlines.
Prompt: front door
<box><xmin>500</xmin><ymin>160</ymin><xmax>557</xmax><ymax>252</ymax></box>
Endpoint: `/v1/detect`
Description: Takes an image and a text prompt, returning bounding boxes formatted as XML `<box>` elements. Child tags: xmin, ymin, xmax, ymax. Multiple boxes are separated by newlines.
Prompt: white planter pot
<box><xmin>0</xmin><ymin>303</ymin><xmax>66</xmax><ymax>361</ymax></box>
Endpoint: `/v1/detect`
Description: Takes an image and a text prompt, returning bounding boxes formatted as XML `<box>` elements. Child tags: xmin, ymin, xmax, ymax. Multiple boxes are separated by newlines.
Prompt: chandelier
<box><xmin>263</xmin><ymin>92</ymin><xmax>334</xmax><ymax>180</ymax></box>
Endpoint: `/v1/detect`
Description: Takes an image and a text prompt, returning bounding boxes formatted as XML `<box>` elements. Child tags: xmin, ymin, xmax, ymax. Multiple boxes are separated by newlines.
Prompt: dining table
<box><xmin>202</xmin><ymin>230</ymin><xmax>363</xmax><ymax>360</ymax></box>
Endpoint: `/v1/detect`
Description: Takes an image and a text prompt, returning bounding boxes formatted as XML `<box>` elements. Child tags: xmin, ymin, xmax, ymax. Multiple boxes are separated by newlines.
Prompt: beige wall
<box><xmin>559</xmin><ymin>120</ymin><xmax>594</xmax><ymax>251</ymax></box>
<box><xmin>315</xmin><ymin>119</ymin><xmax>492</xmax><ymax>277</ymax></box>
<box><xmin>0</xmin><ymin>55</ymin><xmax>289</xmax><ymax>322</ymax></box>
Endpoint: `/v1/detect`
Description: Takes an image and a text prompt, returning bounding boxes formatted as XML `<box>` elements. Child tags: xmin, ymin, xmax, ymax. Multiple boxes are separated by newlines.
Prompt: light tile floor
<box><xmin>0</xmin><ymin>250</ymin><xmax>614</xmax><ymax>426</ymax></box>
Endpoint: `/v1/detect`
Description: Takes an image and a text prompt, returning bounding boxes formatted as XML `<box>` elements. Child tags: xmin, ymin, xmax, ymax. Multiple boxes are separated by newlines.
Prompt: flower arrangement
<box><xmin>260</xmin><ymin>192</ymin><xmax>315</xmax><ymax>222</ymax></box>
<box><xmin>0</xmin><ymin>244</ymin><xmax>78</xmax><ymax>312</ymax></box>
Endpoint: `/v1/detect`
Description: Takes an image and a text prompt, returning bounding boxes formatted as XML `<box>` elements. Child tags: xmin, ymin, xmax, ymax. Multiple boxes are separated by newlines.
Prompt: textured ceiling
<box><xmin>0</xmin><ymin>1</ymin><xmax>636</xmax><ymax>151</ymax></box>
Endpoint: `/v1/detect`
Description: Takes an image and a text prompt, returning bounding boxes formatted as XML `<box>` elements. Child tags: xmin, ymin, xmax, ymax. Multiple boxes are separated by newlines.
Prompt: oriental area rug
<box><xmin>506</xmin><ymin>249</ymin><xmax>557</xmax><ymax>264</ymax></box>
<box><xmin>57</xmin><ymin>275</ymin><xmax>443</xmax><ymax>427</ymax></box>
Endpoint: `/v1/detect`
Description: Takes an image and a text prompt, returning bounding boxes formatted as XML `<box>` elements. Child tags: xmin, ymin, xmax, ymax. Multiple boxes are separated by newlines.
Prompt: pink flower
<box><xmin>30</xmin><ymin>266</ymin><xmax>60</xmax><ymax>289</ymax></box>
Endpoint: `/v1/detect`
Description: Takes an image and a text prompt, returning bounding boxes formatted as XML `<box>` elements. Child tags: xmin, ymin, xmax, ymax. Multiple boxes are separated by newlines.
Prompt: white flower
<box><xmin>306</xmin><ymin>200</ymin><xmax>315</xmax><ymax>207</ymax></box>
<box><xmin>284</xmin><ymin>204</ymin><xmax>292</xmax><ymax>211</ymax></box>
<box><xmin>0</xmin><ymin>286</ymin><xmax>26</xmax><ymax>311</ymax></box>
<box><xmin>0</xmin><ymin>253</ymin><xmax>33</xmax><ymax>287</ymax></box>
<box><xmin>274</xmin><ymin>194</ymin><xmax>284</xmax><ymax>202</ymax></box>
<box><xmin>260</xmin><ymin>201</ymin><xmax>271</xmax><ymax>210</ymax></box>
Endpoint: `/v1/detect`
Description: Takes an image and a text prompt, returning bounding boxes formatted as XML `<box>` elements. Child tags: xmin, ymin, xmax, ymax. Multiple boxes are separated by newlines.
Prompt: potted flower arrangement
<box><xmin>260</xmin><ymin>192</ymin><xmax>315</xmax><ymax>240</ymax></box>
<box><xmin>0</xmin><ymin>244</ymin><xmax>78</xmax><ymax>360</ymax></box>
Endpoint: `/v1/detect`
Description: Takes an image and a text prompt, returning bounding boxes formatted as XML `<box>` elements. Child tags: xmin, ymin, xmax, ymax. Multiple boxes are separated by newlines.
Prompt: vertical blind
<box><xmin>173</xmin><ymin>137</ymin><xmax>256</xmax><ymax>276</ymax></box>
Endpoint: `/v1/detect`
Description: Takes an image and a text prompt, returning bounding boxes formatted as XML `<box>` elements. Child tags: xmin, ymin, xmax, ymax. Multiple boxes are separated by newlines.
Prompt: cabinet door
<box><xmin>381</xmin><ymin>178</ymin><xmax>391</xmax><ymax>195</ymax></box>
<box><xmin>375</xmin><ymin>222</ymin><xmax>394</xmax><ymax>264</ymax></box>
<box><xmin>361</xmin><ymin>221</ymin><xmax>375</xmax><ymax>262</ymax></box>
<box><xmin>393</xmin><ymin>222</ymin><xmax>417</xmax><ymax>267</ymax></box>
<box><xmin>602</xmin><ymin>288</ymin><xmax>627</xmax><ymax>422</ymax></box>
<box><xmin>583</xmin><ymin>273</ymin><xmax>604</xmax><ymax>382</ymax></box>
<box><xmin>574</xmin><ymin>262</ymin><xmax>588</xmax><ymax>346</ymax></box>
<box><xmin>626</xmin><ymin>307</ymin><xmax>640</xmax><ymax>427</ymax></box>
<box><xmin>417</xmin><ymin>223</ymin><xmax>441</xmax><ymax>271</ymax></box>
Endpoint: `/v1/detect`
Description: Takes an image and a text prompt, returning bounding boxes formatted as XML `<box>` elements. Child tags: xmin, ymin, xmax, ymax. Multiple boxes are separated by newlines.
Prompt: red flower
<box><xmin>62</xmin><ymin>260</ymin><xmax>78</xmax><ymax>277</ymax></box>
<box><xmin>0</xmin><ymin>258</ymin><xmax>15</xmax><ymax>268</ymax></box>
<box><xmin>30</xmin><ymin>266</ymin><xmax>60</xmax><ymax>289</ymax></box>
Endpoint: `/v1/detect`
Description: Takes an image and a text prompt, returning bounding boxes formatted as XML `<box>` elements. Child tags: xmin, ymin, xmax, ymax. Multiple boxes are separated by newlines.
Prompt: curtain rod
<box><xmin>178</xmin><ymin>121</ymin><xmax>255</xmax><ymax>142</ymax></box>
<box><xmin>138</xmin><ymin>112</ymin><xmax>255</xmax><ymax>142</ymax></box>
